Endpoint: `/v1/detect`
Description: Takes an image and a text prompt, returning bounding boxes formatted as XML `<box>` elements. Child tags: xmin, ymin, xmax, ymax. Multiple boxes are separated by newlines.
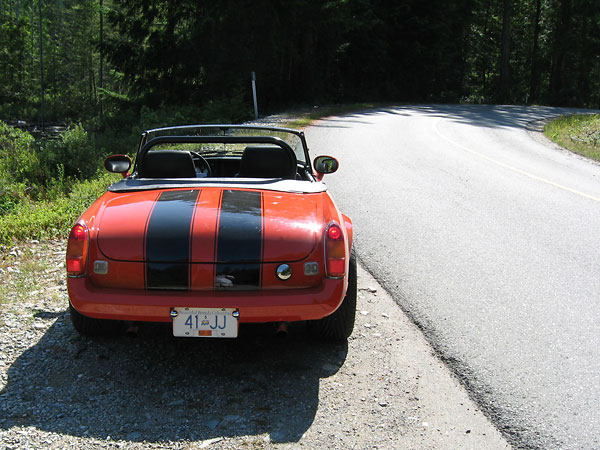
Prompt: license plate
<box><xmin>172</xmin><ymin>307</ymin><xmax>238</xmax><ymax>338</ymax></box>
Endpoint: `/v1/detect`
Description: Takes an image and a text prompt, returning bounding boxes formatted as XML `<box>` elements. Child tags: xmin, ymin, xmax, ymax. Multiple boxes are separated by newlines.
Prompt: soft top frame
<box><xmin>135</xmin><ymin>124</ymin><xmax>312</xmax><ymax>173</ymax></box>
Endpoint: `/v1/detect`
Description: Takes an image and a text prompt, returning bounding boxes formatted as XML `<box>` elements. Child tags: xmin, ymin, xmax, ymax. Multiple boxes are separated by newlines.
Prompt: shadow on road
<box><xmin>309</xmin><ymin>104</ymin><xmax>595</xmax><ymax>130</ymax></box>
<box><xmin>0</xmin><ymin>311</ymin><xmax>347</xmax><ymax>444</ymax></box>
<box><xmin>398</xmin><ymin>104</ymin><xmax>591</xmax><ymax>129</ymax></box>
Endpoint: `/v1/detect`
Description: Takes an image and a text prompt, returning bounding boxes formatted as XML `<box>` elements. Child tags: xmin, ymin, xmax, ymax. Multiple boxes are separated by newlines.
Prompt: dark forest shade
<box><xmin>1</xmin><ymin>0</ymin><xmax>600</xmax><ymax>124</ymax></box>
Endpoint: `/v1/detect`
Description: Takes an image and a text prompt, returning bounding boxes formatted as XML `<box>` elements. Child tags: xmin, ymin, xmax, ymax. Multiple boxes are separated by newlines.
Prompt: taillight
<box><xmin>325</xmin><ymin>222</ymin><xmax>346</xmax><ymax>278</ymax></box>
<box><xmin>66</xmin><ymin>222</ymin><xmax>89</xmax><ymax>277</ymax></box>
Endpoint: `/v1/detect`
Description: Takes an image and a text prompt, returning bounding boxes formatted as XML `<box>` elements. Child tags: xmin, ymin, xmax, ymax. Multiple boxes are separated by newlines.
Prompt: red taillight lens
<box><xmin>66</xmin><ymin>223</ymin><xmax>89</xmax><ymax>277</ymax></box>
<box><xmin>325</xmin><ymin>223</ymin><xmax>346</xmax><ymax>278</ymax></box>
<box><xmin>327</xmin><ymin>225</ymin><xmax>342</xmax><ymax>240</ymax></box>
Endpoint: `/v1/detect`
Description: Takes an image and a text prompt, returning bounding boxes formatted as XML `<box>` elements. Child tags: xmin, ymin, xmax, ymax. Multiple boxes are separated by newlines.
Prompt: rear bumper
<box><xmin>67</xmin><ymin>277</ymin><xmax>347</xmax><ymax>323</ymax></box>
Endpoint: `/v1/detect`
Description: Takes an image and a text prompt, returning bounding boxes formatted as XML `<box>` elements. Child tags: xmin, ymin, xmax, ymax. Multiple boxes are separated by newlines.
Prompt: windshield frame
<box><xmin>135</xmin><ymin>124</ymin><xmax>311</xmax><ymax>172</ymax></box>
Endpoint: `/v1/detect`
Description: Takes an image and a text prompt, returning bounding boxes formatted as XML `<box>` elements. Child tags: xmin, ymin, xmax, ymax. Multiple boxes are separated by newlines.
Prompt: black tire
<box><xmin>310</xmin><ymin>248</ymin><xmax>357</xmax><ymax>341</ymax></box>
<box><xmin>69</xmin><ymin>302</ymin><xmax>122</xmax><ymax>336</ymax></box>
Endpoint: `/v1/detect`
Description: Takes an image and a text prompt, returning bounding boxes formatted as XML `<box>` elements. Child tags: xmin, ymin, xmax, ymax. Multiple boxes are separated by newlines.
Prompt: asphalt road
<box><xmin>305</xmin><ymin>105</ymin><xmax>600</xmax><ymax>450</ymax></box>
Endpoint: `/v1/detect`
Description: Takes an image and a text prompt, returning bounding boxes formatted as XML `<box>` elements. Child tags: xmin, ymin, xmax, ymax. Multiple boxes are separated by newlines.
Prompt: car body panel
<box><xmin>67</xmin><ymin>125</ymin><xmax>352</xmax><ymax>329</ymax></box>
<box><xmin>68</xmin><ymin>276</ymin><xmax>345</xmax><ymax>323</ymax></box>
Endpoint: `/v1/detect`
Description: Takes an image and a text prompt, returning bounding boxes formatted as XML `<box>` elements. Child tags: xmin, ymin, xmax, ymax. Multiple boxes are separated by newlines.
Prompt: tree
<box><xmin>528</xmin><ymin>0</ymin><xmax>543</xmax><ymax>103</ymax></box>
<box><xmin>499</xmin><ymin>0</ymin><xmax>513</xmax><ymax>103</ymax></box>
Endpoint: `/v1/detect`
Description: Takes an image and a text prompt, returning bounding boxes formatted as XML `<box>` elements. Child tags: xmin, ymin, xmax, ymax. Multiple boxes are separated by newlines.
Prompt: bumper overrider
<box><xmin>67</xmin><ymin>276</ymin><xmax>347</xmax><ymax>323</ymax></box>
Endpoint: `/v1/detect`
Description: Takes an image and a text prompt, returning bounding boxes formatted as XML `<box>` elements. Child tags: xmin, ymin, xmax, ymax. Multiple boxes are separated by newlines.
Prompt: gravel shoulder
<box><xmin>0</xmin><ymin>241</ymin><xmax>509</xmax><ymax>449</ymax></box>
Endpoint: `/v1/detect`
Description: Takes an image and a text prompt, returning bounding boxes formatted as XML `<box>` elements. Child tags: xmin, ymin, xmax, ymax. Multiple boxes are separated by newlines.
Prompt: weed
<box><xmin>0</xmin><ymin>172</ymin><xmax>118</xmax><ymax>245</ymax></box>
<box><xmin>0</xmin><ymin>241</ymin><xmax>67</xmax><ymax>308</ymax></box>
<box><xmin>544</xmin><ymin>114</ymin><xmax>600</xmax><ymax>162</ymax></box>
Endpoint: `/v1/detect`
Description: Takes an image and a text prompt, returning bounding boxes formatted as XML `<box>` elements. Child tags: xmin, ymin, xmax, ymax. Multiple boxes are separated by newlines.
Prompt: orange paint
<box><xmin>68</xmin><ymin>185</ymin><xmax>352</xmax><ymax>324</ymax></box>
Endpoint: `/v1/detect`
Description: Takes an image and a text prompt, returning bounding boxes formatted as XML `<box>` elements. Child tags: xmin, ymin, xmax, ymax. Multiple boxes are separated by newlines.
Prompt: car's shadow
<box><xmin>0</xmin><ymin>311</ymin><xmax>347</xmax><ymax>444</ymax></box>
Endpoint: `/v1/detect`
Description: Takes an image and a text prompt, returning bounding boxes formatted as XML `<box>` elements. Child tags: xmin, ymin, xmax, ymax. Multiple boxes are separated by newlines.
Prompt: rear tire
<box><xmin>310</xmin><ymin>248</ymin><xmax>357</xmax><ymax>341</ymax></box>
<box><xmin>69</xmin><ymin>302</ymin><xmax>122</xmax><ymax>336</ymax></box>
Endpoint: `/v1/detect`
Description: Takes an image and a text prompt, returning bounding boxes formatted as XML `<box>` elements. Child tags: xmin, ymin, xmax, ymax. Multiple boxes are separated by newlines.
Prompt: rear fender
<box><xmin>342</xmin><ymin>214</ymin><xmax>353</xmax><ymax>250</ymax></box>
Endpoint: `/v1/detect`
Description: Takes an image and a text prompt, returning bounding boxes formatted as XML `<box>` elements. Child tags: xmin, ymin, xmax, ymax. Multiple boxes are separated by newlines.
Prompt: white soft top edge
<box><xmin>107</xmin><ymin>178</ymin><xmax>328</xmax><ymax>194</ymax></box>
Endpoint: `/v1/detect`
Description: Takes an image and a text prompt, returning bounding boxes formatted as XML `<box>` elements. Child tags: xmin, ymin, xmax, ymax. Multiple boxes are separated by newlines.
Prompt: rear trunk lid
<box><xmin>97</xmin><ymin>187</ymin><xmax>320</xmax><ymax>266</ymax></box>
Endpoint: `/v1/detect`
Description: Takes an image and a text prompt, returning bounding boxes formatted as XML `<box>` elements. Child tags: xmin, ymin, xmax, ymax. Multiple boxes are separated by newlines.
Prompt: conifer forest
<box><xmin>0</xmin><ymin>0</ymin><xmax>599</xmax><ymax>126</ymax></box>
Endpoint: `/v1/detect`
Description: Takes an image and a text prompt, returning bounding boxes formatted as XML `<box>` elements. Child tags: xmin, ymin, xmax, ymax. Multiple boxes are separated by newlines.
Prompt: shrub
<box><xmin>38</xmin><ymin>124</ymin><xmax>100</xmax><ymax>182</ymax></box>
<box><xmin>201</xmin><ymin>88</ymin><xmax>253</xmax><ymax>124</ymax></box>
<box><xmin>1</xmin><ymin>121</ymin><xmax>105</xmax><ymax>207</ymax></box>
<box><xmin>0</xmin><ymin>121</ymin><xmax>38</xmax><ymax>185</ymax></box>
<box><xmin>0</xmin><ymin>181</ymin><xmax>29</xmax><ymax>215</ymax></box>
<box><xmin>0</xmin><ymin>171</ymin><xmax>118</xmax><ymax>245</ymax></box>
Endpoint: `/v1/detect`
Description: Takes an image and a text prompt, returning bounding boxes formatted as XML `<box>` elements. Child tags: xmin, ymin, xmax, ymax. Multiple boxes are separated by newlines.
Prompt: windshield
<box><xmin>140</xmin><ymin>125</ymin><xmax>309</xmax><ymax>164</ymax></box>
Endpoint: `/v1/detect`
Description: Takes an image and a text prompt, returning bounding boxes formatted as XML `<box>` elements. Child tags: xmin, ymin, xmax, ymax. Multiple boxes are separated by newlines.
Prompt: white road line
<box><xmin>433</xmin><ymin>118</ymin><xmax>600</xmax><ymax>203</ymax></box>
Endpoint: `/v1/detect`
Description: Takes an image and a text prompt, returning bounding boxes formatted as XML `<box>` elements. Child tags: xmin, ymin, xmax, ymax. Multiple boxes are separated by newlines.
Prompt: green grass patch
<box><xmin>0</xmin><ymin>172</ymin><xmax>119</xmax><ymax>245</ymax></box>
<box><xmin>544</xmin><ymin>114</ymin><xmax>600</xmax><ymax>162</ymax></box>
<box><xmin>284</xmin><ymin>103</ymin><xmax>383</xmax><ymax>129</ymax></box>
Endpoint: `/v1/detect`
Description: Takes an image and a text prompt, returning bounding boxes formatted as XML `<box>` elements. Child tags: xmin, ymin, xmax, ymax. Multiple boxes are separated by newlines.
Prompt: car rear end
<box><xmin>66</xmin><ymin>187</ymin><xmax>352</xmax><ymax>337</ymax></box>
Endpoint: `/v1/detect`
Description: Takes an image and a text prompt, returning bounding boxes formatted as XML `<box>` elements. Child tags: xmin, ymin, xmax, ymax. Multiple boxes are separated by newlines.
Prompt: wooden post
<box><xmin>251</xmin><ymin>71</ymin><xmax>258</xmax><ymax>120</ymax></box>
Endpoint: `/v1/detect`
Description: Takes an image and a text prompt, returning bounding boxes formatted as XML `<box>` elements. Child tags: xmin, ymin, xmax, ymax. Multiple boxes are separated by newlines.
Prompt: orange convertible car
<box><xmin>66</xmin><ymin>125</ymin><xmax>355</xmax><ymax>340</ymax></box>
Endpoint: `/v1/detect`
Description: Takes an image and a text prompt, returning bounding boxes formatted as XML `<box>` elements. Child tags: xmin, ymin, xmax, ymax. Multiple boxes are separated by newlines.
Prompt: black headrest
<box><xmin>139</xmin><ymin>150</ymin><xmax>196</xmax><ymax>178</ymax></box>
<box><xmin>238</xmin><ymin>145</ymin><xmax>297</xmax><ymax>179</ymax></box>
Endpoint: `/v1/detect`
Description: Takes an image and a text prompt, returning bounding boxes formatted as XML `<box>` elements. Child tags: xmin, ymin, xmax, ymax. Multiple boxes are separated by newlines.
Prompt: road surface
<box><xmin>306</xmin><ymin>105</ymin><xmax>600</xmax><ymax>449</ymax></box>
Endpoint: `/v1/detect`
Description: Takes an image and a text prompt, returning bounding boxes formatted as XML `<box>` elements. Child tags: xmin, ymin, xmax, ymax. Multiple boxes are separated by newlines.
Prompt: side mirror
<box><xmin>104</xmin><ymin>155</ymin><xmax>132</xmax><ymax>178</ymax></box>
<box><xmin>313</xmin><ymin>155</ymin><xmax>339</xmax><ymax>180</ymax></box>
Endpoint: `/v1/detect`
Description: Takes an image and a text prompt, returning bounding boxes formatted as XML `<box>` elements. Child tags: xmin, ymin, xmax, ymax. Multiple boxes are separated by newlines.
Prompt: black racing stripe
<box><xmin>146</xmin><ymin>190</ymin><xmax>199</xmax><ymax>290</ymax></box>
<box><xmin>216</xmin><ymin>190</ymin><xmax>262</xmax><ymax>291</ymax></box>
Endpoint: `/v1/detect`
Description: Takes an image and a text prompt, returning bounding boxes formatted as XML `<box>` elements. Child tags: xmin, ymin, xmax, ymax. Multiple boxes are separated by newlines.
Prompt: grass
<box><xmin>0</xmin><ymin>250</ymin><xmax>45</xmax><ymax>305</ymax></box>
<box><xmin>0</xmin><ymin>172</ymin><xmax>119</xmax><ymax>246</ymax></box>
<box><xmin>0</xmin><ymin>240</ymin><xmax>68</xmax><ymax>313</ymax></box>
<box><xmin>544</xmin><ymin>114</ymin><xmax>600</xmax><ymax>162</ymax></box>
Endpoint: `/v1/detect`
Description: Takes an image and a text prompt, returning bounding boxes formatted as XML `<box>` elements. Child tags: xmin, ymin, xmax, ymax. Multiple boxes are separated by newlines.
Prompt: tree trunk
<box><xmin>549</xmin><ymin>0</ymin><xmax>571</xmax><ymax>105</ymax></box>
<box><xmin>481</xmin><ymin>1</ymin><xmax>492</xmax><ymax>96</ymax></box>
<box><xmin>499</xmin><ymin>0</ymin><xmax>512</xmax><ymax>103</ymax></box>
<box><xmin>99</xmin><ymin>0</ymin><xmax>103</xmax><ymax>116</ymax></box>
<box><xmin>38</xmin><ymin>0</ymin><xmax>45</xmax><ymax>129</ymax></box>
<box><xmin>528</xmin><ymin>0</ymin><xmax>542</xmax><ymax>104</ymax></box>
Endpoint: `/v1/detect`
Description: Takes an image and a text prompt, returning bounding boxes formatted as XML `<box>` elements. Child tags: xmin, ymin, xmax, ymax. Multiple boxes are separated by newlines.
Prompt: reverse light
<box><xmin>66</xmin><ymin>222</ymin><xmax>89</xmax><ymax>277</ymax></box>
<box><xmin>325</xmin><ymin>223</ymin><xmax>346</xmax><ymax>278</ymax></box>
